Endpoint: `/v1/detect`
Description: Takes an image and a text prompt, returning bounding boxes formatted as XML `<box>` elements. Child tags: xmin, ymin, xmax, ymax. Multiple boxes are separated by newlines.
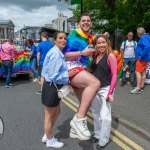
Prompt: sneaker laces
<box><xmin>80</xmin><ymin>120</ymin><xmax>88</xmax><ymax>131</ymax></box>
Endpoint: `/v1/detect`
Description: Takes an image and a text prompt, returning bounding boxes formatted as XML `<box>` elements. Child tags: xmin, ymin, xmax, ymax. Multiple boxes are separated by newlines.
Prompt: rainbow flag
<box><xmin>0</xmin><ymin>51</ymin><xmax>31</xmax><ymax>76</ymax></box>
<box><xmin>63</xmin><ymin>29</ymin><xmax>93</xmax><ymax>67</ymax></box>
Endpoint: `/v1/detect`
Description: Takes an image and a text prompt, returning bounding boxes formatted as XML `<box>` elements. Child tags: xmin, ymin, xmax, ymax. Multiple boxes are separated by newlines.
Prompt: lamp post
<box><xmin>81</xmin><ymin>0</ymin><xmax>83</xmax><ymax>14</ymax></box>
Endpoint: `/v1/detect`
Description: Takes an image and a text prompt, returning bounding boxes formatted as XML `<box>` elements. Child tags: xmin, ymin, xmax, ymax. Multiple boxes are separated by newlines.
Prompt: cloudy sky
<box><xmin>0</xmin><ymin>0</ymin><xmax>73</xmax><ymax>31</ymax></box>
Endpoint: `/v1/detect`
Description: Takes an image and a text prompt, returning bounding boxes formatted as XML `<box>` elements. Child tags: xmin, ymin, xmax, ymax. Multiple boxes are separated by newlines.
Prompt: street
<box><xmin>0</xmin><ymin>77</ymin><xmax>149</xmax><ymax>150</ymax></box>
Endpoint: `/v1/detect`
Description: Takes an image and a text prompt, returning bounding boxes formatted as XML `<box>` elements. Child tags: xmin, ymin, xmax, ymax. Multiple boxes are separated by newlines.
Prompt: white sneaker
<box><xmin>130</xmin><ymin>87</ymin><xmax>141</xmax><ymax>94</ymax></box>
<box><xmin>42</xmin><ymin>134</ymin><xmax>58</xmax><ymax>143</ymax></box>
<box><xmin>69</xmin><ymin>128</ymin><xmax>90</xmax><ymax>140</ymax></box>
<box><xmin>46</xmin><ymin>137</ymin><xmax>64</xmax><ymax>148</ymax></box>
<box><xmin>32</xmin><ymin>78</ymin><xmax>38</xmax><ymax>82</ymax></box>
<box><xmin>70</xmin><ymin>115</ymin><xmax>91</xmax><ymax>140</ymax></box>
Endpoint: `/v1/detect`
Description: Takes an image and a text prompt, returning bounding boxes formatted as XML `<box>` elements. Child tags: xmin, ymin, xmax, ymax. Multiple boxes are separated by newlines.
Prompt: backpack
<box><xmin>123</xmin><ymin>40</ymin><xmax>136</xmax><ymax>50</ymax></box>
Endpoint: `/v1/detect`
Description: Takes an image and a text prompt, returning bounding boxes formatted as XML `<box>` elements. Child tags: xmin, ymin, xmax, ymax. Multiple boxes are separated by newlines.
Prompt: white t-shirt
<box><xmin>120</xmin><ymin>40</ymin><xmax>137</xmax><ymax>58</ymax></box>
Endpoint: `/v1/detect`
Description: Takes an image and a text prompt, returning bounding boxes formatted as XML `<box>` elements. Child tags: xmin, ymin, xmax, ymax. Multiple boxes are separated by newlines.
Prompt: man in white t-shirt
<box><xmin>120</xmin><ymin>32</ymin><xmax>137</xmax><ymax>87</ymax></box>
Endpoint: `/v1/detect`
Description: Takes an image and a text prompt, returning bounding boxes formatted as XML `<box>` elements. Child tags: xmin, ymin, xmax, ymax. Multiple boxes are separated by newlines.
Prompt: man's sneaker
<box><xmin>130</xmin><ymin>87</ymin><xmax>141</xmax><ymax>94</ymax></box>
<box><xmin>70</xmin><ymin>115</ymin><xmax>91</xmax><ymax>140</ymax></box>
<box><xmin>42</xmin><ymin>134</ymin><xmax>58</xmax><ymax>143</ymax></box>
<box><xmin>120</xmin><ymin>81</ymin><xmax>126</xmax><ymax>87</ymax></box>
<box><xmin>69</xmin><ymin>128</ymin><xmax>89</xmax><ymax>140</ymax></box>
<box><xmin>35</xmin><ymin>91</ymin><xmax>42</xmax><ymax>94</ymax></box>
<box><xmin>140</xmin><ymin>86</ymin><xmax>144</xmax><ymax>92</ymax></box>
<box><xmin>46</xmin><ymin>137</ymin><xmax>64</xmax><ymax>148</ymax></box>
<box><xmin>5</xmin><ymin>84</ymin><xmax>13</xmax><ymax>88</ymax></box>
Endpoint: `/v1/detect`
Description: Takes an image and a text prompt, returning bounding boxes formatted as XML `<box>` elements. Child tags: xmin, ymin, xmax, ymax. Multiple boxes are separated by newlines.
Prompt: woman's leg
<box><xmin>44</xmin><ymin>105</ymin><xmax>60</xmax><ymax>139</ymax></box>
<box><xmin>91</xmin><ymin>92</ymin><xmax>101</xmax><ymax>139</ymax></box>
<box><xmin>71</xmin><ymin>70</ymin><xmax>100</xmax><ymax>118</ymax></box>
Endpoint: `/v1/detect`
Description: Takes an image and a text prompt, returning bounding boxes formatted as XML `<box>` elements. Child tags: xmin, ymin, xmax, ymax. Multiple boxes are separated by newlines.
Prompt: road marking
<box><xmin>62</xmin><ymin>97</ymin><xmax>144</xmax><ymax>150</ymax></box>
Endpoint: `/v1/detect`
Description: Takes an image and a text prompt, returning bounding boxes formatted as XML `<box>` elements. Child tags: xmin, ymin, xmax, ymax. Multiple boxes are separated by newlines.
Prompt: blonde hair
<box><xmin>95</xmin><ymin>35</ymin><xmax>112</xmax><ymax>57</ymax></box>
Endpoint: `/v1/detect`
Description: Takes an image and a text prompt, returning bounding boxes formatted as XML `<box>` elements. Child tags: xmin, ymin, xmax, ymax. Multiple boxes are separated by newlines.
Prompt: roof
<box><xmin>67</xmin><ymin>16</ymin><xmax>78</xmax><ymax>22</ymax></box>
<box><xmin>0</xmin><ymin>19</ymin><xmax>15</xmax><ymax>27</ymax></box>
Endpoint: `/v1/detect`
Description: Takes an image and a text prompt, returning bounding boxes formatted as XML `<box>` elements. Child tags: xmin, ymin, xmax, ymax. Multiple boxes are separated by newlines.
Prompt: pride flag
<box><xmin>0</xmin><ymin>51</ymin><xmax>31</xmax><ymax>76</ymax></box>
<box><xmin>63</xmin><ymin>29</ymin><xmax>93</xmax><ymax>67</ymax></box>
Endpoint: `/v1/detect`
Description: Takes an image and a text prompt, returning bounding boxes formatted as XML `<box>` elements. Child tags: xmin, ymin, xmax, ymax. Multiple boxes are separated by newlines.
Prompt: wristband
<box><xmin>80</xmin><ymin>51</ymin><xmax>83</xmax><ymax>56</ymax></box>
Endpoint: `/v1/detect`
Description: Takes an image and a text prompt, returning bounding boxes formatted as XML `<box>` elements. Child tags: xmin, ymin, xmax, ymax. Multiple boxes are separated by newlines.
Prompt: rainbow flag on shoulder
<box><xmin>63</xmin><ymin>29</ymin><xmax>93</xmax><ymax>67</ymax></box>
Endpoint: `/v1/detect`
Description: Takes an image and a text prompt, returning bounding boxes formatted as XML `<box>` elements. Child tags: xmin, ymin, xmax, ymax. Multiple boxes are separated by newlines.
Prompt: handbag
<box><xmin>53</xmin><ymin>83</ymin><xmax>71</xmax><ymax>99</ymax></box>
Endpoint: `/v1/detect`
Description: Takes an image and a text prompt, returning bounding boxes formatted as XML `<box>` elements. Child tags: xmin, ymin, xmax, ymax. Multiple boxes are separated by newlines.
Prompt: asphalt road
<box><xmin>0</xmin><ymin>77</ymin><xmax>149</xmax><ymax>150</ymax></box>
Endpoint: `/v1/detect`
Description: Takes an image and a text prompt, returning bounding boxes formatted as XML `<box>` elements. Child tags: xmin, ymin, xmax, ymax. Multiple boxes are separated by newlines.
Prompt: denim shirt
<box><xmin>41</xmin><ymin>45</ymin><xmax>69</xmax><ymax>85</ymax></box>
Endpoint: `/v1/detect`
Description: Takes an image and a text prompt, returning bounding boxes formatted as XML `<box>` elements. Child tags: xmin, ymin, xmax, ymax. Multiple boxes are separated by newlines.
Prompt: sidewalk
<box><xmin>112</xmin><ymin>81</ymin><xmax>150</xmax><ymax>141</ymax></box>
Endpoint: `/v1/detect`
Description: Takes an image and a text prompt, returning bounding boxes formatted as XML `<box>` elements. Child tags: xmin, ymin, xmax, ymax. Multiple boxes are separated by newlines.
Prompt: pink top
<box><xmin>0</xmin><ymin>42</ymin><xmax>15</xmax><ymax>60</ymax></box>
<box><xmin>107</xmin><ymin>53</ymin><xmax>118</xmax><ymax>96</ymax></box>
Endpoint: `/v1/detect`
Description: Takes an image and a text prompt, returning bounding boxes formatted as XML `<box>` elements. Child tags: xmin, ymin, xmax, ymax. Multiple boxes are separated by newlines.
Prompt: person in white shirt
<box><xmin>120</xmin><ymin>32</ymin><xmax>137</xmax><ymax>87</ymax></box>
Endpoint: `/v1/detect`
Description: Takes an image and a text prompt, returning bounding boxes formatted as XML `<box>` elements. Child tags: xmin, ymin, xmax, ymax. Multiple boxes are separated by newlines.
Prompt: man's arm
<box><xmin>37</xmin><ymin>52</ymin><xmax>40</xmax><ymax>66</ymax></box>
<box><xmin>64</xmin><ymin>46</ymin><xmax>95</xmax><ymax>60</ymax></box>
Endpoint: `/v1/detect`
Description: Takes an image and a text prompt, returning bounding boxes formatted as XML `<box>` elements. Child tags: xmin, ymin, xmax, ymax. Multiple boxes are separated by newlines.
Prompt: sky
<box><xmin>0</xmin><ymin>0</ymin><xmax>73</xmax><ymax>31</ymax></box>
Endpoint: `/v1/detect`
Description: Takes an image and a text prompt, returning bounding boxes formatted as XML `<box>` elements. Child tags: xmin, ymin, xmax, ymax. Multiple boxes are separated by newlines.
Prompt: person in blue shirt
<box><xmin>36</xmin><ymin>32</ymin><xmax>53</xmax><ymax>94</ymax></box>
<box><xmin>130</xmin><ymin>27</ymin><xmax>150</xmax><ymax>94</ymax></box>
<box><xmin>25</xmin><ymin>39</ymin><xmax>38</xmax><ymax>82</ymax></box>
<box><xmin>41</xmin><ymin>31</ymin><xmax>78</xmax><ymax>148</ymax></box>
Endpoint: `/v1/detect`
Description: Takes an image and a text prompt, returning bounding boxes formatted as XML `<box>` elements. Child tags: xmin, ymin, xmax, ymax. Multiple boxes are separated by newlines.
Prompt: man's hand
<box><xmin>82</xmin><ymin>46</ymin><xmax>95</xmax><ymax>56</ymax></box>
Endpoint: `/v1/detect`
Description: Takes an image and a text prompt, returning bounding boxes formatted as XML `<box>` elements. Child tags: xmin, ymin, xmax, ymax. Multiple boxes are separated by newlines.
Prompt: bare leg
<box><xmin>44</xmin><ymin>105</ymin><xmax>60</xmax><ymax>139</ymax></box>
<box><xmin>140</xmin><ymin>71</ymin><xmax>146</xmax><ymax>88</ymax></box>
<box><xmin>135</xmin><ymin>72</ymin><xmax>141</xmax><ymax>89</ymax></box>
<box><xmin>71</xmin><ymin>70</ymin><xmax>100</xmax><ymax>118</ymax></box>
<box><xmin>72</xmin><ymin>87</ymin><xmax>84</xmax><ymax>103</ymax></box>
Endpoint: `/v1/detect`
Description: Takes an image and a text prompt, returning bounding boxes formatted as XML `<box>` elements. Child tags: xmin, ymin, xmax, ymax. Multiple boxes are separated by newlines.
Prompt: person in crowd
<box><xmin>130</xmin><ymin>27</ymin><xmax>150</xmax><ymax>94</ymax></box>
<box><xmin>24</xmin><ymin>39</ymin><xmax>38</xmax><ymax>82</ymax></box>
<box><xmin>63</xmin><ymin>13</ymin><xmax>100</xmax><ymax>140</ymax></box>
<box><xmin>90</xmin><ymin>34</ymin><xmax>118</xmax><ymax>150</ymax></box>
<box><xmin>41</xmin><ymin>31</ymin><xmax>78</xmax><ymax>148</ymax></box>
<box><xmin>23</xmin><ymin>38</ymin><xmax>27</xmax><ymax>50</ymax></box>
<box><xmin>36</xmin><ymin>31</ymin><xmax>53</xmax><ymax>94</ymax></box>
<box><xmin>120</xmin><ymin>32</ymin><xmax>137</xmax><ymax>87</ymax></box>
<box><xmin>0</xmin><ymin>39</ymin><xmax>15</xmax><ymax>87</ymax></box>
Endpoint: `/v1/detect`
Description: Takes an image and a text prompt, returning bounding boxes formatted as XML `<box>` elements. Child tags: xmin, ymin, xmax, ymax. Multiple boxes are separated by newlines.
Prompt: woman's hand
<box><xmin>82</xmin><ymin>46</ymin><xmax>95</xmax><ymax>56</ymax></box>
<box><xmin>68</xmin><ymin>69</ymin><xmax>79</xmax><ymax>77</ymax></box>
<box><xmin>106</xmin><ymin>95</ymin><xmax>113</xmax><ymax>102</ymax></box>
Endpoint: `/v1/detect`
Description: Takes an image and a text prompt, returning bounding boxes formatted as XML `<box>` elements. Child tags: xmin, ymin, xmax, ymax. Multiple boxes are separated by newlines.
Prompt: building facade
<box><xmin>0</xmin><ymin>19</ymin><xmax>15</xmax><ymax>39</ymax></box>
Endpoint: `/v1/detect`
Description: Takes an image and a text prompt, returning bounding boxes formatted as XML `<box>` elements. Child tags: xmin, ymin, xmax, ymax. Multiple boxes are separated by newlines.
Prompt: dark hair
<box><xmin>79</xmin><ymin>13</ymin><xmax>91</xmax><ymax>22</ymax></box>
<box><xmin>41</xmin><ymin>31</ymin><xmax>48</xmax><ymax>39</ymax></box>
<box><xmin>27</xmin><ymin>39</ymin><xmax>33</xmax><ymax>45</ymax></box>
<box><xmin>53</xmin><ymin>31</ymin><xmax>66</xmax><ymax>41</ymax></box>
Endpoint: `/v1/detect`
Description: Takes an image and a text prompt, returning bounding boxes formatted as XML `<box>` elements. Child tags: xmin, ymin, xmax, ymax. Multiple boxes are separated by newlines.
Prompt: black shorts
<box><xmin>42</xmin><ymin>82</ymin><xmax>63</xmax><ymax>107</ymax></box>
<box><xmin>38</xmin><ymin>65</ymin><xmax>43</xmax><ymax>77</ymax></box>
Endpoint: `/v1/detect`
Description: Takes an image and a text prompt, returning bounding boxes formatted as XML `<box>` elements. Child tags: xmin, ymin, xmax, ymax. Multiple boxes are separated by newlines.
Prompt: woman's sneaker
<box><xmin>46</xmin><ymin>137</ymin><xmax>64</xmax><ymax>148</ymax></box>
<box><xmin>42</xmin><ymin>134</ymin><xmax>58</xmax><ymax>143</ymax></box>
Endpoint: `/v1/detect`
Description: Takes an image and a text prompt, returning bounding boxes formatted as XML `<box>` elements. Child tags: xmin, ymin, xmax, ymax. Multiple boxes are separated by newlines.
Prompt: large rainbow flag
<box><xmin>0</xmin><ymin>51</ymin><xmax>31</xmax><ymax>76</ymax></box>
<box><xmin>63</xmin><ymin>29</ymin><xmax>93</xmax><ymax>67</ymax></box>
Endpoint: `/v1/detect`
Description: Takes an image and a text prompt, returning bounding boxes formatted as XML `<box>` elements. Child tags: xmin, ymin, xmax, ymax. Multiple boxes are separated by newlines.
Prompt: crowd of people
<box><xmin>0</xmin><ymin>13</ymin><xmax>150</xmax><ymax>150</ymax></box>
